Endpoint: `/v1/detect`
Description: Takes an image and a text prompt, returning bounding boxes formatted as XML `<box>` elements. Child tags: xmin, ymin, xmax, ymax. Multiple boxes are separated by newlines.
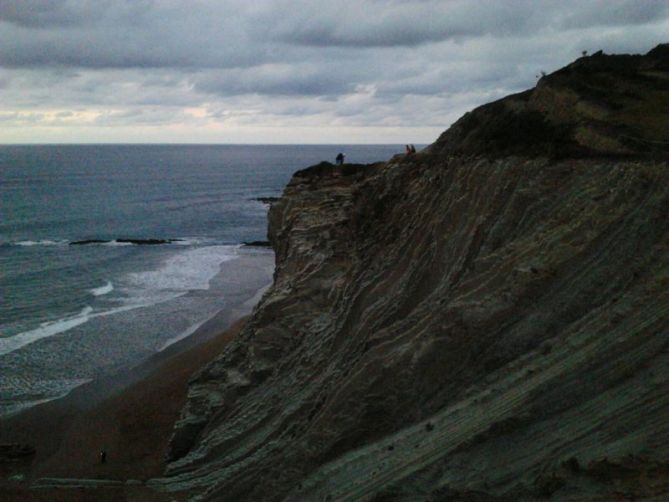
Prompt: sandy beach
<box><xmin>0</xmin><ymin>311</ymin><xmax>248</xmax><ymax>501</ymax></box>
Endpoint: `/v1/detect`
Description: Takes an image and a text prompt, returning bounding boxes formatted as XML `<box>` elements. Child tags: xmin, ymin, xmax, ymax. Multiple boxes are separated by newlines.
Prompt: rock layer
<box><xmin>159</xmin><ymin>46</ymin><xmax>669</xmax><ymax>500</ymax></box>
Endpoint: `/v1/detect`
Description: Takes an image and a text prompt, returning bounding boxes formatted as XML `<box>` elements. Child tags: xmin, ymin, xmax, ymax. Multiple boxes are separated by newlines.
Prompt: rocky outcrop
<box><xmin>254</xmin><ymin>197</ymin><xmax>280</xmax><ymax>205</ymax></box>
<box><xmin>158</xmin><ymin>46</ymin><xmax>669</xmax><ymax>500</ymax></box>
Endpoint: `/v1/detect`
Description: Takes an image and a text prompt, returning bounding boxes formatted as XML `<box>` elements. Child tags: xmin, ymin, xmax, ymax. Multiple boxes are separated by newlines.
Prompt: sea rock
<box><xmin>254</xmin><ymin>197</ymin><xmax>280</xmax><ymax>204</ymax></box>
<box><xmin>243</xmin><ymin>240</ymin><xmax>271</xmax><ymax>247</ymax></box>
<box><xmin>157</xmin><ymin>45</ymin><xmax>669</xmax><ymax>500</ymax></box>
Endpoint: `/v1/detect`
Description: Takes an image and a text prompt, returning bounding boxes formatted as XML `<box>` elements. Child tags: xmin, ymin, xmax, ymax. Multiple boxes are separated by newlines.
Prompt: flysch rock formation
<box><xmin>155</xmin><ymin>45</ymin><xmax>669</xmax><ymax>500</ymax></box>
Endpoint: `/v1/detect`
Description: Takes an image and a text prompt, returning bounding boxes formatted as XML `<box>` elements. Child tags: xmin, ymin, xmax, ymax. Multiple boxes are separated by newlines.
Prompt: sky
<box><xmin>0</xmin><ymin>0</ymin><xmax>667</xmax><ymax>144</ymax></box>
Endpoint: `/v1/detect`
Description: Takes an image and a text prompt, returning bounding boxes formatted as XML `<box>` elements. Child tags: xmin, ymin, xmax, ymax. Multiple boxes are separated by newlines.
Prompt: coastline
<box><xmin>0</xmin><ymin>246</ymin><xmax>274</xmax><ymax>420</ymax></box>
<box><xmin>0</xmin><ymin>253</ymin><xmax>273</xmax><ymax>499</ymax></box>
<box><xmin>0</xmin><ymin>315</ymin><xmax>247</xmax><ymax>500</ymax></box>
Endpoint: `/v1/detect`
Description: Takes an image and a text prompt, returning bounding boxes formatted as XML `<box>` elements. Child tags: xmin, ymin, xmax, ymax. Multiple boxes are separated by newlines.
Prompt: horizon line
<box><xmin>0</xmin><ymin>142</ymin><xmax>428</xmax><ymax>146</ymax></box>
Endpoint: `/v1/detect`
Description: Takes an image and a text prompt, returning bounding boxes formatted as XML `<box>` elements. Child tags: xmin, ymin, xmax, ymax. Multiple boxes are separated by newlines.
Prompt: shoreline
<box><xmin>0</xmin><ymin>315</ymin><xmax>248</xmax><ymax>500</ymax></box>
<box><xmin>1</xmin><ymin>247</ymin><xmax>274</xmax><ymax>420</ymax></box>
<box><xmin>0</xmin><ymin>268</ymin><xmax>272</xmax><ymax>500</ymax></box>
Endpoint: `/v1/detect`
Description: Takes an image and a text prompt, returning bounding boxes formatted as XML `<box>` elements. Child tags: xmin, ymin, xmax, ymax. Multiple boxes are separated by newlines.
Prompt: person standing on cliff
<box><xmin>336</xmin><ymin>152</ymin><xmax>345</xmax><ymax>165</ymax></box>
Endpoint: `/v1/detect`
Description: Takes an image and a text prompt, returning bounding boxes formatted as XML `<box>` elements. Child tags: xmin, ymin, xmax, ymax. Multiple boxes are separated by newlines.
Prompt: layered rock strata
<box><xmin>158</xmin><ymin>46</ymin><xmax>669</xmax><ymax>500</ymax></box>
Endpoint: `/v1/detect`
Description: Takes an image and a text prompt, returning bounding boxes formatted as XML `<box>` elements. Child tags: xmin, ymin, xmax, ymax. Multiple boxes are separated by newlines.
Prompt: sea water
<box><xmin>0</xmin><ymin>144</ymin><xmax>401</xmax><ymax>416</ymax></box>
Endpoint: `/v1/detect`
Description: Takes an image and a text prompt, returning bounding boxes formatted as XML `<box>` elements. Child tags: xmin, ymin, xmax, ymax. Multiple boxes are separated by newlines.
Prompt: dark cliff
<box><xmin>429</xmin><ymin>44</ymin><xmax>669</xmax><ymax>159</ymax></box>
<box><xmin>156</xmin><ymin>46</ymin><xmax>669</xmax><ymax>500</ymax></box>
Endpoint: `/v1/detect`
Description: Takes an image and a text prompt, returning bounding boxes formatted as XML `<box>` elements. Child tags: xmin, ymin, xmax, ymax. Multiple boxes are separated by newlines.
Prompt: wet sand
<box><xmin>0</xmin><ymin>313</ymin><xmax>248</xmax><ymax>501</ymax></box>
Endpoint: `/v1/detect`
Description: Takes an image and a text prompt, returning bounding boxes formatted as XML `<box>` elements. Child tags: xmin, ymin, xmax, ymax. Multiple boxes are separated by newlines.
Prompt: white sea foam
<box><xmin>0</xmin><ymin>306</ymin><xmax>93</xmax><ymax>357</ymax></box>
<box><xmin>14</xmin><ymin>240</ymin><xmax>67</xmax><ymax>247</ymax></box>
<box><xmin>173</xmin><ymin>237</ymin><xmax>213</xmax><ymax>246</ymax></box>
<box><xmin>102</xmin><ymin>240</ymin><xmax>134</xmax><ymax>246</ymax></box>
<box><xmin>89</xmin><ymin>281</ymin><xmax>114</xmax><ymax>297</ymax></box>
<box><xmin>124</xmin><ymin>245</ymin><xmax>240</xmax><ymax>300</ymax></box>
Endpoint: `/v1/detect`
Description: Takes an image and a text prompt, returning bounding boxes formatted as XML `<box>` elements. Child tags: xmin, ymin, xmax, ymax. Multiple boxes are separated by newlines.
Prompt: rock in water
<box><xmin>157</xmin><ymin>45</ymin><xmax>669</xmax><ymax>501</ymax></box>
<box><xmin>242</xmin><ymin>240</ymin><xmax>271</xmax><ymax>247</ymax></box>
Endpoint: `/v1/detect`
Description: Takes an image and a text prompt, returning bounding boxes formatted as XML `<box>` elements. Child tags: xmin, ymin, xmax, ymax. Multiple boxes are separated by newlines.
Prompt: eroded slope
<box><xmin>157</xmin><ymin>46</ymin><xmax>669</xmax><ymax>500</ymax></box>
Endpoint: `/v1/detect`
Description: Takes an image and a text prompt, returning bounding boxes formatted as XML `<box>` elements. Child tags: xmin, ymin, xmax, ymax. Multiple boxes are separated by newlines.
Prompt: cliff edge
<box><xmin>157</xmin><ymin>46</ymin><xmax>669</xmax><ymax>500</ymax></box>
<box><xmin>429</xmin><ymin>43</ymin><xmax>669</xmax><ymax>159</ymax></box>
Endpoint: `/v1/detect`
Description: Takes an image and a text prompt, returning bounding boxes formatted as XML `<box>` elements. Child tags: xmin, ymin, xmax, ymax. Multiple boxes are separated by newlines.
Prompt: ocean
<box><xmin>0</xmin><ymin>144</ymin><xmax>401</xmax><ymax>416</ymax></box>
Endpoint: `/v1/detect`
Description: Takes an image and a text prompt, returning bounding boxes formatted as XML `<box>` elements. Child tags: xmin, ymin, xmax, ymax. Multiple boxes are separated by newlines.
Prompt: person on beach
<box><xmin>336</xmin><ymin>152</ymin><xmax>345</xmax><ymax>165</ymax></box>
<box><xmin>405</xmin><ymin>144</ymin><xmax>412</xmax><ymax>154</ymax></box>
<box><xmin>410</xmin><ymin>144</ymin><xmax>417</xmax><ymax>153</ymax></box>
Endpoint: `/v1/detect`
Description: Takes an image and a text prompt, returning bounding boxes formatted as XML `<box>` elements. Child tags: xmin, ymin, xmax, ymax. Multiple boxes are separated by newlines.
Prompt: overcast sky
<box><xmin>0</xmin><ymin>0</ymin><xmax>667</xmax><ymax>144</ymax></box>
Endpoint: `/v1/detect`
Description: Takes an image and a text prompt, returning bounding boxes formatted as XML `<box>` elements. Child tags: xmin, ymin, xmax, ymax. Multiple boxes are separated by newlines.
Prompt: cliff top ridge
<box><xmin>428</xmin><ymin>43</ymin><xmax>669</xmax><ymax>159</ymax></box>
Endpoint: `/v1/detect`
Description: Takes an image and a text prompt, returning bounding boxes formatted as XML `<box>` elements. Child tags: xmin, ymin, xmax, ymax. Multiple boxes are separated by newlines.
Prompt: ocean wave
<box><xmin>0</xmin><ymin>301</ymin><xmax>160</xmax><ymax>358</ymax></box>
<box><xmin>173</xmin><ymin>237</ymin><xmax>215</xmax><ymax>246</ymax></box>
<box><xmin>0</xmin><ymin>245</ymin><xmax>242</xmax><ymax>357</ymax></box>
<box><xmin>89</xmin><ymin>281</ymin><xmax>114</xmax><ymax>297</ymax></box>
<box><xmin>158</xmin><ymin>316</ymin><xmax>211</xmax><ymax>351</ymax></box>
<box><xmin>0</xmin><ymin>306</ymin><xmax>93</xmax><ymax>357</ymax></box>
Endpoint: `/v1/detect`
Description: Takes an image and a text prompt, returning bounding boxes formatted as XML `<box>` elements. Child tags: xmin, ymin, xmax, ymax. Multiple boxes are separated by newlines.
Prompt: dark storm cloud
<box><xmin>0</xmin><ymin>1</ymin><xmax>260</xmax><ymax>69</ymax></box>
<box><xmin>2</xmin><ymin>0</ymin><xmax>666</xmax><ymax>70</ymax></box>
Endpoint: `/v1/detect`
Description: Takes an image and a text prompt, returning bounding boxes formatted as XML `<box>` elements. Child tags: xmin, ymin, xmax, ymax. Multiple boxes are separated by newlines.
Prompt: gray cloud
<box><xmin>2</xmin><ymin>0</ymin><xmax>667</xmax><ymax>70</ymax></box>
<box><xmin>0</xmin><ymin>1</ymin><xmax>261</xmax><ymax>69</ymax></box>
<box><xmin>0</xmin><ymin>0</ymin><xmax>153</xmax><ymax>29</ymax></box>
<box><xmin>193</xmin><ymin>66</ymin><xmax>355</xmax><ymax>97</ymax></box>
<box><xmin>0</xmin><ymin>0</ymin><xmax>666</xmax><ymax>142</ymax></box>
<box><xmin>559</xmin><ymin>0</ymin><xmax>669</xmax><ymax>29</ymax></box>
<box><xmin>276</xmin><ymin>0</ymin><xmax>669</xmax><ymax>48</ymax></box>
<box><xmin>276</xmin><ymin>0</ymin><xmax>532</xmax><ymax>48</ymax></box>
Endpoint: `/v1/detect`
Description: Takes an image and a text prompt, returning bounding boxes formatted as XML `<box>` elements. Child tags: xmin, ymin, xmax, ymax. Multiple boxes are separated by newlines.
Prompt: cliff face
<box><xmin>159</xmin><ymin>46</ymin><xmax>669</xmax><ymax>500</ymax></box>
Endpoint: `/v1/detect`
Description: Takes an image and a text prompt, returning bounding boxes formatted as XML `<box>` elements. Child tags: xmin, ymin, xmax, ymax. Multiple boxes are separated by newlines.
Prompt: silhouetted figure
<box><xmin>100</xmin><ymin>450</ymin><xmax>107</xmax><ymax>464</ymax></box>
<box><xmin>410</xmin><ymin>144</ymin><xmax>417</xmax><ymax>153</ymax></box>
<box><xmin>335</xmin><ymin>152</ymin><xmax>345</xmax><ymax>165</ymax></box>
<box><xmin>405</xmin><ymin>144</ymin><xmax>412</xmax><ymax>154</ymax></box>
